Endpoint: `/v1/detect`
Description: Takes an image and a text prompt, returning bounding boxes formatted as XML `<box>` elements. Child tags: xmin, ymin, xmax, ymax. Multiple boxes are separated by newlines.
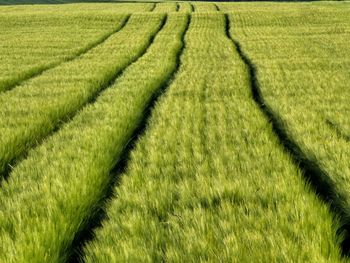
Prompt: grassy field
<box><xmin>0</xmin><ymin>3</ymin><xmax>153</xmax><ymax>92</ymax></box>
<box><xmin>0</xmin><ymin>1</ymin><xmax>349</xmax><ymax>262</ymax></box>
<box><xmin>224</xmin><ymin>2</ymin><xmax>350</xmax><ymax>251</ymax></box>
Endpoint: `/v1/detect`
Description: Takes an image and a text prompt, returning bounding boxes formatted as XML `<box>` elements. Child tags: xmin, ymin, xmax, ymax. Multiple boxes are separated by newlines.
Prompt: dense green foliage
<box><xmin>83</xmin><ymin>13</ymin><xmax>343</xmax><ymax>262</ymax></box>
<box><xmin>0</xmin><ymin>3</ymin><xmax>153</xmax><ymax>92</ymax></box>
<box><xmin>0</xmin><ymin>2</ymin><xmax>349</xmax><ymax>262</ymax></box>
<box><xmin>0</xmin><ymin>11</ymin><xmax>118</xmax><ymax>92</ymax></box>
<box><xmin>226</xmin><ymin>0</ymin><xmax>350</xmax><ymax>237</ymax></box>
<box><xmin>0</xmin><ymin>13</ymin><xmax>164</xmax><ymax>178</ymax></box>
<box><xmin>0</xmin><ymin>13</ymin><xmax>190</xmax><ymax>262</ymax></box>
<box><xmin>178</xmin><ymin>2</ymin><xmax>192</xmax><ymax>12</ymax></box>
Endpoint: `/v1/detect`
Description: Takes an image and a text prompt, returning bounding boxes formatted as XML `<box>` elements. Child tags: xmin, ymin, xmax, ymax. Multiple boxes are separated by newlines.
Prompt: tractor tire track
<box><xmin>150</xmin><ymin>2</ymin><xmax>157</xmax><ymax>11</ymax></box>
<box><xmin>214</xmin><ymin>3</ymin><xmax>220</xmax><ymax>11</ymax></box>
<box><xmin>224</xmin><ymin>13</ymin><xmax>350</xmax><ymax>257</ymax></box>
<box><xmin>68</xmin><ymin>13</ymin><xmax>191</xmax><ymax>263</ymax></box>
<box><xmin>190</xmin><ymin>2</ymin><xmax>195</xmax><ymax>12</ymax></box>
<box><xmin>1</xmin><ymin>15</ymin><xmax>130</xmax><ymax>94</ymax></box>
<box><xmin>1</xmin><ymin>15</ymin><xmax>166</xmax><ymax>184</ymax></box>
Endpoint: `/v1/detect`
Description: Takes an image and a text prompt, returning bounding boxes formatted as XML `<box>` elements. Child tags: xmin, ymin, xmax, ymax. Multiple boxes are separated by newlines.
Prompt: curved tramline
<box><xmin>0</xmin><ymin>13</ymin><xmax>165</xmax><ymax>181</ymax></box>
<box><xmin>150</xmin><ymin>2</ymin><xmax>157</xmax><ymax>12</ymax></box>
<box><xmin>0</xmin><ymin>13</ymin><xmax>189</xmax><ymax>263</ymax></box>
<box><xmin>0</xmin><ymin>16</ymin><xmax>126</xmax><ymax>92</ymax></box>
<box><xmin>191</xmin><ymin>3</ymin><xmax>195</xmax><ymax>12</ymax></box>
<box><xmin>0</xmin><ymin>3</ymin><xmax>153</xmax><ymax>93</ymax></box>
<box><xmin>178</xmin><ymin>2</ymin><xmax>192</xmax><ymax>13</ymax></box>
<box><xmin>82</xmin><ymin>13</ymin><xmax>343</xmax><ymax>262</ymax></box>
<box><xmin>0</xmin><ymin>2</ymin><xmax>348</xmax><ymax>262</ymax></box>
<box><xmin>0</xmin><ymin>15</ymin><xmax>128</xmax><ymax>94</ymax></box>
<box><xmin>225</xmin><ymin>6</ymin><xmax>350</xmax><ymax>255</ymax></box>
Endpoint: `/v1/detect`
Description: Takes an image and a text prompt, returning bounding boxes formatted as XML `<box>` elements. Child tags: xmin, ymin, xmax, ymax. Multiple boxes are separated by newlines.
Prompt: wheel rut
<box><xmin>0</xmin><ymin>15</ymin><xmax>164</xmax><ymax>184</ymax></box>
<box><xmin>0</xmin><ymin>15</ymin><xmax>130</xmax><ymax>94</ymax></box>
<box><xmin>224</xmin><ymin>12</ymin><xmax>350</xmax><ymax>258</ymax></box>
<box><xmin>214</xmin><ymin>3</ymin><xmax>220</xmax><ymax>11</ymax></box>
<box><xmin>150</xmin><ymin>2</ymin><xmax>156</xmax><ymax>11</ymax></box>
<box><xmin>190</xmin><ymin>2</ymin><xmax>195</xmax><ymax>12</ymax></box>
<box><xmin>67</xmin><ymin>14</ymin><xmax>191</xmax><ymax>263</ymax></box>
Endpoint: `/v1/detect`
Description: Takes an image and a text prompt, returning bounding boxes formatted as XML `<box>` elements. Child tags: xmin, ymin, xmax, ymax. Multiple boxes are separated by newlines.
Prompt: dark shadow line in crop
<box><xmin>176</xmin><ymin>2</ymin><xmax>180</xmax><ymax>12</ymax></box>
<box><xmin>224</xmin><ymin>13</ymin><xmax>350</xmax><ymax>258</ymax></box>
<box><xmin>0</xmin><ymin>15</ymin><xmax>130</xmax><ymax>184</ymax></box>
<box><xmin>150</xmin><ymin>2</ymin><xmax>156</xmax><ymax>11</ymax></box>
<box><xmin>0</xmin><ymin>15</ymin><xmax>130</xmax><ymax>95</ymax></box>
<box><xmin>190</xmin><ymin>2</ymin><xmax>195</xmax><ymax>12</ymax></box>
<box><xmin>0</xmin><ymin>14</ymin><xmax>165</xmax><ymax>186</ymax></box>
<box><xmin>214</xmin><ymin>3</ymin><xmax>220</xmax><ymax>11</ymax></box>
<box><xmin>326</xmin><ymin>119</ymin><xmax>350</xmax><ymax>143</ymax></box>
<box><xmin>67</xmin><ymin>13</ymin><xmax>191</xmax><ymax>263</ymax></box>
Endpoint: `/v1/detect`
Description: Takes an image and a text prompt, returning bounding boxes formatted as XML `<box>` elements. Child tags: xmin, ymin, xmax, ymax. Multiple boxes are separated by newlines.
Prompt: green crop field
<box><xmin>0</xmin><ymin>1</ymin><xmax>349</xmax><ymax>262</ymax></box>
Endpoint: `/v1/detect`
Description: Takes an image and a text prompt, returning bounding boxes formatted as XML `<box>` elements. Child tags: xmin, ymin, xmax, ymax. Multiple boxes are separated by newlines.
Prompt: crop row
<box><xmin>0</xmin><ymin>14</ymin><xmax>167</xmax><ymax>179</ymax></box>
<box><xmin>82</xmin><ymin>13</ymin><xmax>342</xmax><ymax>262</ymax></box>
<box><xmin>0</xmin><ymin>13</ymin><xmax>189</xmax><ymax>262</ymax></box>
<box><xmin>0</xmin><ymin>4</ymin><xmax>348</xmax><ymax>262</ymax></box>
<box><xmin>0</xmin><ymin>3</ymin><xmax>158</xmax><ymax>92</ymax></box>
<box><xmin>0</xmin><ymin>2</ymin><xmax>208</xmax><ymax>94</ymax></box>
<box><xmin>226</xmin><ymin>5</ymin><xmax>350</xmax><ymax>251</ymax></box>
<box><xmin>0</xmin><ymin>3</ymin><xmax>222</xmax><ymax>179</ymax></box>
<box><xmin>178</xmin><ymin>2</ymin><xmax>193</xmax><ymax>13</ymax></box>
<box><xmin>194</xmin><ymin>2</ymin><xmax>219</xmax><ymax>12</ymax></box>
<box><xmin>0</xmin><ymin>13</ymin><xmax>128</xmax><ymax>93</ymax></box>
<box><xmin>152</xmin><ymin>2</ymin><xmax>218</xmax><ymax>13</ymax></box>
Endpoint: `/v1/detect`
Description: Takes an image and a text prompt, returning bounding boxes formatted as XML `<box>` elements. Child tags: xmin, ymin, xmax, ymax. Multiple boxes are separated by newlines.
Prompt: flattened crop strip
<box><xmin>150</xmin><ymin>2</ymin><xmax>156</xmax><ymax>11</ymax></box>
<box><xmin>225</xmin><ymin>13</ymin><xmax>350</xmax><ymax>256</ymax></box>
<box><xmin>0</xmin><ymin>14</ymin><xmax>165</xmax><ymax>182</ymax></box>
<box><xmin>82</xmin><ymin>12</ymin><xmax>343</xmax><ymax>262</ymax></box>
<box><xmin>85</xmin><ymin>16</ymin><xmax>166</xmax><ymax>106</ymax></box>
<box><xmin>0</xmin><ymin>13</ymin><xmax>189</xmax><ymax>263</ymax></box>
<box><xmin>178</xmin><ymin>2</ymin><xmax>192</xmax><ymax>13</ymax></box>
<box><xmin>190</xmin><ymin>3</ymin><xmax>195</xmax><ymax>12</ymax></box>
<box><xmin>68</xmin><ymin>13</ymin><xmax>167</xmax><ymax>261</ymax></box>
<box><xmin>0</xmin><ymin>15</ymin><xmax>130</xmax><ymax>94</ymax></box>
<box><xmin>214</xmin><ymin>3</ymin><xmax>220</xmax><ymax>11</ymax></box>
<box><xmin>69</xmin><ymin>14</ymin><xmax>190</xmax><ymax>263</ymax></box>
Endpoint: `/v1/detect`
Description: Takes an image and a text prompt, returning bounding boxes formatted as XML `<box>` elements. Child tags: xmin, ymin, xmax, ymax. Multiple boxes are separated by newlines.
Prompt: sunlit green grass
<box><xmin>83</xmin><ymin>12</ymin><xmax>343</xmax><ymax>262</ymax></box>
<box><xmin>178</xmin><ymin>2</ymin><xmax>192</xmax><ymax>12</ymax></box>
<box><xmin>0</xmin><ymin>3</ymin><xmax>153</xmax><ymax>92</ymax></box>
<box><xmin>0</xmin><ymin>2</ymin><xmax>349</xmax><ymax>262</ymax></box>
<box><xmin>0</xmin><ymin>13</ymin><xmax>188</xmax><ymax>262</ymax></box>
<box><xmin>227</xmin><ymin>2</ymin><xmax>350</xmax><ymax>215</ymax></box>
<box><xmin>0</xmin><ymin>13</ymin><xmax>165</xmax><ymax>178</ymax></box>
